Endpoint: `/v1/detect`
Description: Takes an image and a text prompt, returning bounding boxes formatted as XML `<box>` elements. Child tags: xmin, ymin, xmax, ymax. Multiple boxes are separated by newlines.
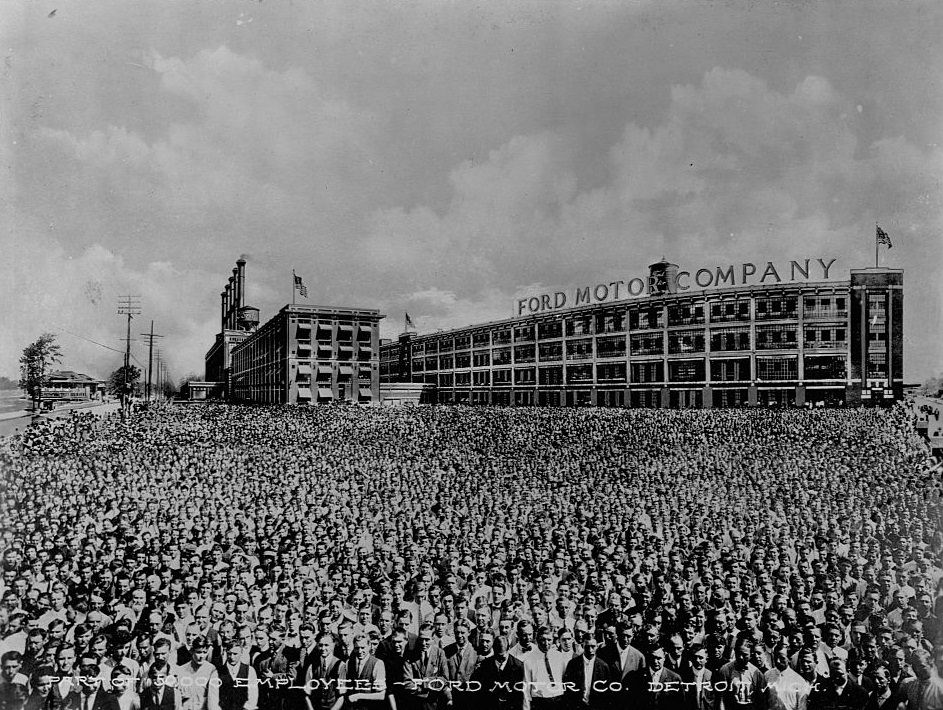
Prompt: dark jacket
<box><xmin>562</xmin><ymin>655</ymin><xmax>613</xmax><ymax>709</ymax></box>
<box><xmin>471</xmin><ymin>655</ymin><xmax>525</xmax><ymax>710</ymax></box>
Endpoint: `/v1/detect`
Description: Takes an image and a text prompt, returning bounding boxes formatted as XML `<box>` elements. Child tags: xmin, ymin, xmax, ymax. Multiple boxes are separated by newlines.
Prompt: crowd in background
<box><xmin>0</xmin><ymin>403</ymin><xmax>941</xmax><ymax>710</ymax></box>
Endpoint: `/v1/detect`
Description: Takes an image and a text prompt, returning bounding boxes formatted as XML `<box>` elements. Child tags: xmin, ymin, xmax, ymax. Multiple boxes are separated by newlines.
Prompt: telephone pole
<box><xmin>117</xmin><ymin>296</ymin><xmax>141</xmax><ymax>413</ymax></box>
<box><xmin>140</xmin><ymin>321</ymin><xmax>164</xmax><ymax>403</ymax></box>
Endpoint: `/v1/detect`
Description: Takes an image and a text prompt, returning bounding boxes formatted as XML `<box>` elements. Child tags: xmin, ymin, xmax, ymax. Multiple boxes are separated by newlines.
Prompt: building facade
<box><xmin>204</xmin><ymin>258</ymin><xmax>259</xmax><ymax>397</ymax></box>
<box><xmin>380</xmin><ymin>261</ymin><xmax>903</xmax><ymax>408</ymax></box>
<box><xmin>230</xmin><ymin>304</ymin><xmax>383</xmax><ymax>405</ymax></box>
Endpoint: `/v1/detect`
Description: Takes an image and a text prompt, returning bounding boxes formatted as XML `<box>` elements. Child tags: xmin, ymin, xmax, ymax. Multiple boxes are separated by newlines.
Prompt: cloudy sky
<box><xmin>2</xmin><ymin>0</ymin><xmax>941</xmax><ymax>383</ymax></box>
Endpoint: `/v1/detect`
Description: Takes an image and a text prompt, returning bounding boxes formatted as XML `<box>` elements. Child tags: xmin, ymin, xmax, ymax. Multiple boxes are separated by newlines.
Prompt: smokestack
<box><xmin>232</xmin><ymin>267</ymin><xmax>240</xmax><ymax>312</ymax></box>
<box><xmin>227</xmin><ymin>276</ymin><xmax>235</xmax><ymax>329</ymax></box>
<box><xmin>221</xmin><ymin>291</ymin><xmax>227</xmax><ymax>331</ymax></box>
<box><xmin>237</xmin><ymin>258</ymin><xmax>247</xmax><ymax>314</ymax></box>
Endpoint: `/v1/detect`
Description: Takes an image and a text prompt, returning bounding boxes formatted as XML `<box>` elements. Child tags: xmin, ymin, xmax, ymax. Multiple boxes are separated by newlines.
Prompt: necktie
<box><xmin>320</xmin><ymin>660</ymin><xmax>326</xmax><ymax>677</ymax></box>
<box><xmin>83</xmin><ymin>696</ymin><xmax>91</xmax><ymax>710</ymax></box>
<box><xmin>545</xmin><ymin>653</ymin><xmax>555</xmax><ymax>684</ymax></box>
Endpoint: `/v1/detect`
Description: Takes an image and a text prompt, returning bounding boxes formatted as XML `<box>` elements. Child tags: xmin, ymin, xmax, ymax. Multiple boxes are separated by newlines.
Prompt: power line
<box><xmin>117</xmin><ymin>296</ymin><xmax>141</xmax><ymax>413</ymax></box>
<box><xmin>140</xmin><ymin>321</ymin><xmax>164</xmax><ymax>402</ymax></box>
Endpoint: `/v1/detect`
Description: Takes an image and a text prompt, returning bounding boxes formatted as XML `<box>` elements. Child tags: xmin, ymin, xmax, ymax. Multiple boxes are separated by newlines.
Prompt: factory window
<box><xmin>756</xmin><ymin>356</ymin><xmax>798</xmax><ymax>381</ymax></box>
<box><xmin>566</xmin><ymin>365</ymin><xmax>594</xmax><ymax>383</ymax></box>
<box><xmin>473</xmin><ymin>332</ymin><xmax>490</xmax><ymax>347</ymax></box>
<box><xmin>710</xmin><ymin>327</ymin><xmax>751</xmax><ymax>352</ymax></box>
<box><xmin>755</xmin><ymin>296</ymin><xmax>798</xmax><ymax>321</ymax></box>
<box><xmin>492</xmin><ymin>369</ymin><xmax>512</xmax><ymax>385</ymax></box>
<box><xmin>667</xmin><ymin>303</ymin><xmax>705</xmax><ymax>327</ymax></box>
<box><xmin>439</xmin><ymin>355</ymin><xmax>453</xmax><ymax>370</ymax></box>
<box><xmin>596</xmin><ymin>336</ymin><xmax>627</xmax><ymax>359</ymax></box>
<box><xmin>755</xmin><ymin>325</ymin><xmax>797</xmax><ymax>350</ymax></box>
<box><xmin>454</xmin><ymin>353</ymin><xmax>471</xmax><ymax>369</ymax></box>
<box><xmin>514</xmin><ymin>345</ymin><xmax>536</xmax><ymax>363</ymax></box>
<box><xmin>630</xmin><ymin>332</ymin><xmax>663</xmax><ymax>356</ymax></box>
<box><xmin>539</xmin><ymin>366</ymin><xmax>564</xmax><ymax>385</ymax></box>
<box><xmin>566</xmin><ymin>339</ymin><xmax>593</xmax><ymax>360</ymax></box>
<box><xmin>514</xmin><ymin>325</ymin><xmax>535</xmax><ymax>342</ymax></box>
<box><xmin>473</xmin><ymin>351</ymin><xmax>491</xmax><ymax>367</ymax></box>
<box><xmin>867</xmin><ymin>352</ymin><xmax>887</xmax><ymax>378</ymax></box>
<box><xmin>597</xmin><ymin>362</ymin><xmax>627</xmax><ymax>382</ymax></box>
<box><xmin>425</xmin><ymin>357</ymin><xmax>438</xmax><ymax>371</ymax></box>
<box><xmin>492</xmin><ymin>348</ymin><xmax>511</xmax><ymax>366</ymax></box>
<box><xmin>566</xmin><ymin>316</ymin><xmax>593</xmax><ymax>337</ymax></box>
<box><xmin>629</xmin><ymin>307</ymin><xmax>664</xmax><ymax>330</ymax></box>
<box><xmin>710</xmin><ymin>358</ymin><xmax>751</xmax><ymax>382</ymax></box>
<box><xmin>804</xmin><ymin>356</ymin><xmax>846</xmax><ymax>380</ymax></box>
<box><xmin>595</xmin><ymin>311</ymin><xmax>626</xmax><ymax>334</ymax></box>
<box><xmin>454</xmin><ymin>335</ymin><xmax>471</xmax><ymax>350</ymax></box>
<box><xmin>668</xmin><ymin>360</ymin><xmax>705</xmax><ymax>383</ymax></box>
<box><xmin>538</xmin><ymin>321</ymin><xmax>563</xmax><ymax>340</ymax></box>
<box><xmin>668</xmin><ymin>330</ymin><xmax>705</xmax><ymax>354</ymax></box>
<box><xmin>454</xmin><ymin>372</ymin><xmax>471</xmax><ymax>387</ymax></box>
<box><xmin>709</xmin><ymin>300</ymin><xmax>751</xmax><ymax>323</ymax></box>
<box><xmin>631</xmin><ymin>361</ymin><xmax>663</xmax><ymax>384</ymax></box>
<box><xmin>473</xmin><ymin>370</ymin><xmax>490</xmax><ymax>387</ymax></box>
<box><xmin>515</xmin><ymin>368</ymin><xmax>537</xmax><ymax>385</ymax></box>
<box><xmin>538</xmin><ymin>342</ymin><xmax>563</xmax><ymax>361</ymax></box>
<box><xmin>493</xmin><ymin>329</ymin><xmax>512</xmax><ymax>345</ymax></box>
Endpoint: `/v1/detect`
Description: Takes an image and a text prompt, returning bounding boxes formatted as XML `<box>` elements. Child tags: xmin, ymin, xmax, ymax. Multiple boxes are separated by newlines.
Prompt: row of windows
<box><xmin>404</xmin><ymin>356</ymin><xmax>846</xmax><ymax>386</ymax></box>
<box><xmin>407</xmin><ymin>294</ymin><xmax>850</xmax><ymax>352</ymax></box>
<box><xmin>396</xmin><ymin>322</ymin><xmax>856</xmax><ymax>364</ymax></box>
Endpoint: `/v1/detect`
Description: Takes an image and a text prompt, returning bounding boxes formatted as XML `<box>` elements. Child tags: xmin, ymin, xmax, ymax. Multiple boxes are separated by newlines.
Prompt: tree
<box><xmin>19</xmin><ymin>333</ymin><xmax>62</xmax><ymax>411</ymax></box>
<box><xmin>919</xmin><ymin>373</ymin><xmax>943</xmax><ymax>397</ymax></box>
<box><xmin>108</xmin><ymin>364</ymin><xmax>142</xmax><ymax>397</ymax></box>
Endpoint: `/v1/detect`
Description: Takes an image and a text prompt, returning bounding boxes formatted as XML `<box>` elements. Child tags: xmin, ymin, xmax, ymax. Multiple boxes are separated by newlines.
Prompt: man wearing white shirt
<box><xmin>522</xmin><ymin>626</ymin><xmax>567</xmax><ymax>710</ymax></box>
<box><xmin>562</xmin><ymin>635</ymin><xmax>613</xmax><ymax>710</ymax></box>
<box><xmin>509</xmin><ymin>621</ymin><xmax>535</xmax><ymax>662</ymax></box>
<box><xmin>766</xmin><ymin>645</ymin><xmax>811</xmax><ymax>710</ymax></box>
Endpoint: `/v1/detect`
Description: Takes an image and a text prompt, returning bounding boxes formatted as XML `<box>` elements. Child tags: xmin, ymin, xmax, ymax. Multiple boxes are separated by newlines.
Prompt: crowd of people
<box><xmin>0</xmin><ymin>402</ymin><xmax>941</xmax><ymax>710</ymax></box>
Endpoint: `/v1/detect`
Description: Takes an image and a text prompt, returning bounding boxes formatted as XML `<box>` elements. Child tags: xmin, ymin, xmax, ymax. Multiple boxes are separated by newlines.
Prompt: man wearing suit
<box><xmin>408</xmin><ymin>623</ymin><xmax>451</xmax><ymax>710</ymax></box>
<box><xmin>562</xmin><ymin>635</ymin><xmax>613</xmax><ymax>710</ymax></box>
<box><xmin>624</xmin><ymin>645</ymin><xmax>683</xmax><ymax>710</ymax></box>
<box><xmin>680</xmin><ymin>644</ymin><xmax>714</xmax><ymax>710</ymax></box>
<box><xmin>471</xmin><ymin>636</ymin><xmax>525</xmax><ymax>710</ymax></box>
<box><xmin>298</xmin><ymin>632</ymin><xmax>345</xmax><ymax>710</ymax></box>
<box><xmin>64</xmin><ymin>658</ymin><xmax>121</xmax><ymax>710</ymax></box>
<box><xmin>807</xmin><ymin>658</ymin><xmax>870</xmax><ymax>710</ymax></box>
<box><xmin>597</xmin><ymin>621</ymin><xmax>646</xmax><ymax>703</ymax></box>
<box><xmin>140</xmin><ymin>661</ymin><xmax>183</xmax><ymax>709</ymax></box>
<box><xmin>344</xmin><ymin>634</ymin><xmax>386</xmax><ymax>710</ymax></box>
<box><xmin>445</xmin><ymin>620</ymin><xmax>479</xmax><ymax>710</ymax></box>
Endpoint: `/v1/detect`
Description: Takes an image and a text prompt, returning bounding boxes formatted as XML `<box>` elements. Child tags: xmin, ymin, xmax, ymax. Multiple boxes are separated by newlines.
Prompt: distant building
<box><xmin>202</xmin><ymin>258</ymin><xmax>259</xmax><ymax>398</ymax></box>
<box><xmin>39</xmin><ymin>370</ymin><xmax>106</xmax><ymax>407</ymax></box>
<box><xmin>381</xmin><ymin>259</ymin><xmax>903</xmax><ymax>408</ymax></box>
<box><xmin>230</xmin><ymin>304</ymin><xmax>383</xmax><ymax>405</ymax></box>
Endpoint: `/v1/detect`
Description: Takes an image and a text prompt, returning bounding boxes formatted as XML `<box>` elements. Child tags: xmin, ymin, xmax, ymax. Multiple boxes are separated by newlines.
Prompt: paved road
<box><xmin>0</xmin><ymin>401</ymin><xmax>121</xmax><ymax>439</ymax></box>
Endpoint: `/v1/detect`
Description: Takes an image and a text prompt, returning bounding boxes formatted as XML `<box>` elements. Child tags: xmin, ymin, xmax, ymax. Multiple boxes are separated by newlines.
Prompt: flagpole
<box><xmin>292</xmin><ymin>269</ymin><xmax>296</xmax><ymax>306</ymax></box>
<box><xmin>875</xmin><ymin>222</ymin><xmax>879</xmax><ymax>268</ymax></box>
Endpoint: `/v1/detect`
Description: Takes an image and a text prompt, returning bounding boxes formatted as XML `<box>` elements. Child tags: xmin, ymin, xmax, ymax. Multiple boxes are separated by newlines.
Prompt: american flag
<box><xmin>293</xmin><ymin>272</ymin><xmax>308</xmax><ymax>298</ymax></box>
<box><xmin>876</xmin><ymin>224</ymin><xmax>892</xmax><ymax>248</ymax></box>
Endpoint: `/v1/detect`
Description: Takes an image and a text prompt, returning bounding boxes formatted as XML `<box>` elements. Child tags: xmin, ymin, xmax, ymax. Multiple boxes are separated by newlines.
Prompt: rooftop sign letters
<box><xmin>516</xmin><ymin>258</ymin><xmax>837</xmax><ymax>316</ymax></box>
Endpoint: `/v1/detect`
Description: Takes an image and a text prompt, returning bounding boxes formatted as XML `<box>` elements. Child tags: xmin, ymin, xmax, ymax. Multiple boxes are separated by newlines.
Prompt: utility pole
<box><xmin>140</xmin><ymin>321</ymin><xmax>164</xmax><ymax>403</ymax></box>
<box><xmin>117</xmin><ymin>296</ymin><xmax>141</xmax><ymax>414</ymax></box>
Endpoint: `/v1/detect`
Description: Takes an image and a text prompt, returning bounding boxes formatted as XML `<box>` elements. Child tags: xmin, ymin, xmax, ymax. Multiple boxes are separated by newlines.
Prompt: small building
<box><xmin>39</xmin><ymin>370</ymin><xmax>106</xmax><ymax>407</ymax></box>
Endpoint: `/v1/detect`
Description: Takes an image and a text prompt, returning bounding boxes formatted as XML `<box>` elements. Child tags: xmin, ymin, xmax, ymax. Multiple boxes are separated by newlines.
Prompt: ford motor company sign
<box><xmin>515</xmin><ymin>258</ymin><xmax>838</xmax><ymax>316</ymax></box>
